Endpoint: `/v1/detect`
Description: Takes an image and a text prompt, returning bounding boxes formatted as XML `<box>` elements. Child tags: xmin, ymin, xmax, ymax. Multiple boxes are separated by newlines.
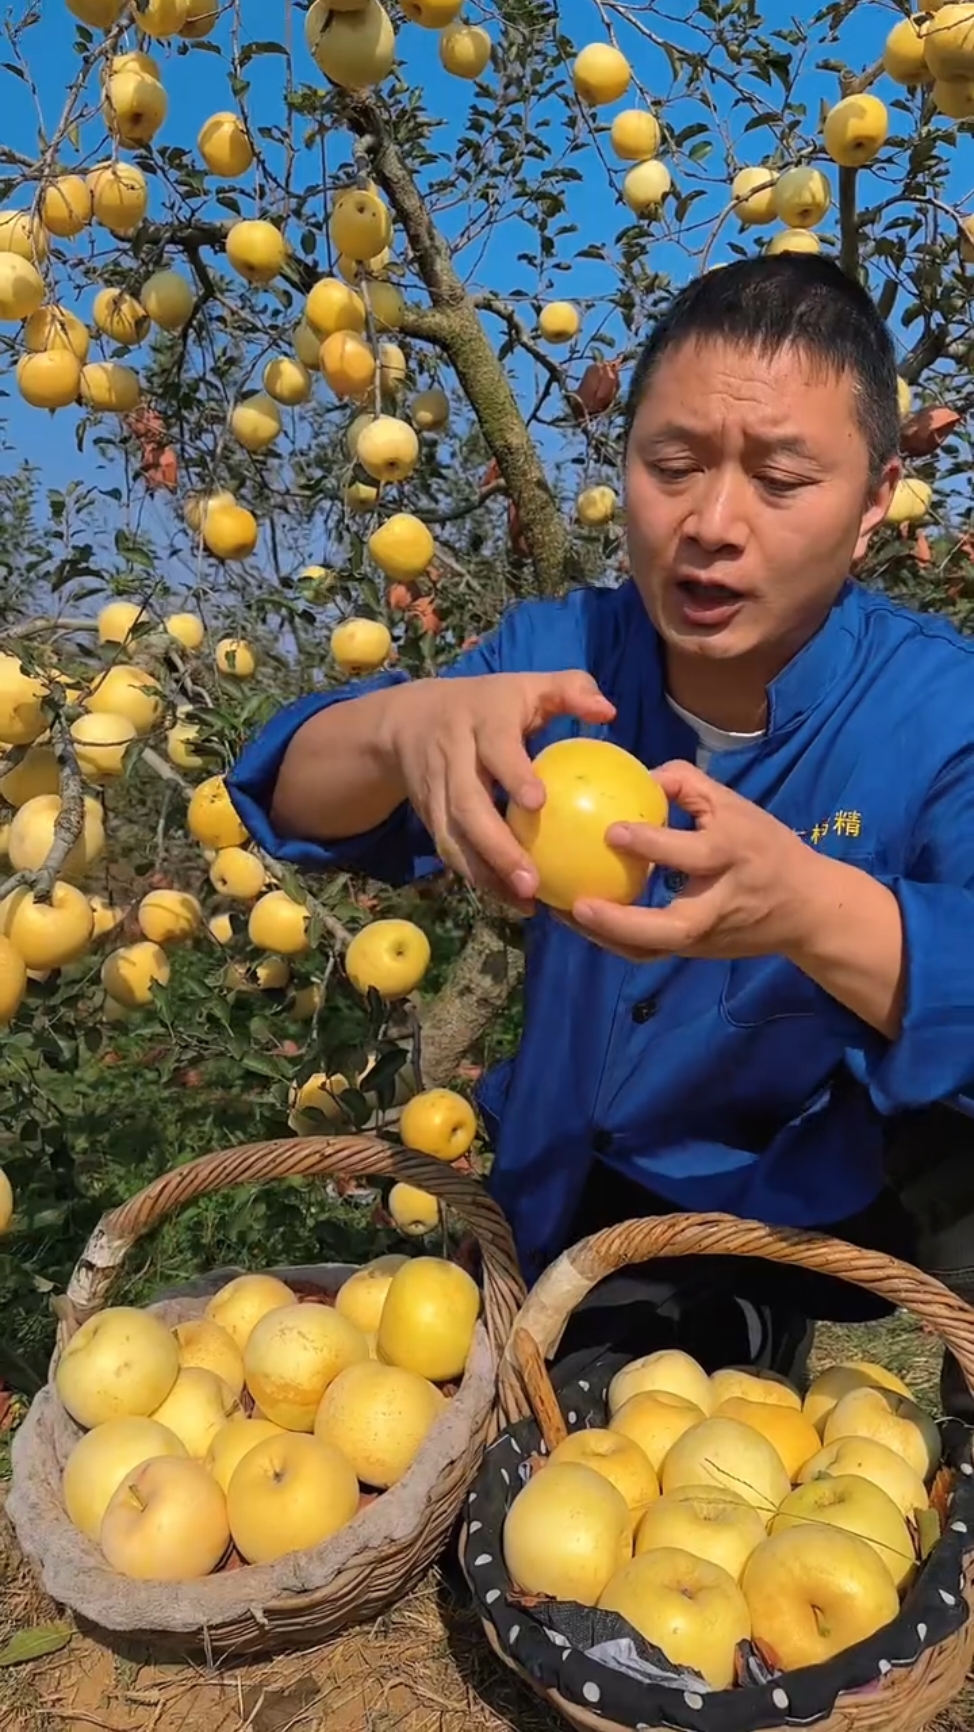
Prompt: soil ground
<box><xmin>1</xmin><ymin>1314</ymin><xmax>971</xmax><ymax>1732</ymax></box>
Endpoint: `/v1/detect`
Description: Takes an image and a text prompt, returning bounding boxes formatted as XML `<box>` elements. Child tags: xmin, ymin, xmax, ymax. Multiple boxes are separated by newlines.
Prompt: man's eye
<box><xmin>758</xmin><ymin>474</ymin><xmax>807</xmax><ymax>495</ymax></box>
<box><xmin>649</xmin><ymin>463</ymin><xmax>696</xmax><ymax>481</ymax></box>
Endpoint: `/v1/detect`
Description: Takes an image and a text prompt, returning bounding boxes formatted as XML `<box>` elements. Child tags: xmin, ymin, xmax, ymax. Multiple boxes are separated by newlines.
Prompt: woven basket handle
<box><xmin>55</xmin><ymin>1135</ymin><xmax>526</xmax><ymax>1369</ymax></box>
<box><xmin>497</xmin><ymin>1211</ymin><xmax>974</xmax><ymax>1426</ymax></box>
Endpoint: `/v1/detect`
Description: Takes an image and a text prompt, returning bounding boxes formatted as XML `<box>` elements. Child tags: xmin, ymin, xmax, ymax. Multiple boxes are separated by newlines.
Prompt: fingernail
<box><xmin>512</xmin><ymin>868</ymin><xmax>536</xmax><ymax>896</ymax></box>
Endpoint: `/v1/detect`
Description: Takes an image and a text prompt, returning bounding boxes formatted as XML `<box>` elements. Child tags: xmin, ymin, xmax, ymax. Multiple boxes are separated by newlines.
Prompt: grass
<box><xmin>0</xmin><ymin>1309</ymin><xmax>971</xmax><ymax>1732</ymax></box>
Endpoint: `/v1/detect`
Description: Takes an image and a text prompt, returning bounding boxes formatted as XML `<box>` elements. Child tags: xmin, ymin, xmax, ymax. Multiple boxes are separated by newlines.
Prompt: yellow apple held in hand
<box><xmin>345</xmin><ymin>917</ymin><xmax>431</xmax><ymax>998</ymax></box>
<box><xmin>204</xmin><ymin>1415</ymin><xmax>284</xmax><ymax>1493</ymax></box>
<box><xmin>549</xmin><ymin>1428</ymin><xmax>660</xmax><ymax>1522</ymax></box>
<box><xmin>715</xmin><ymin>1398</ymin><xmax>821</xmax><ymax>1481</ymax></box>
<box><xmin>399</xmin><ymin>1088</ymin><xmax>477</xmax><ymax>1161</ymax></box>
<box><xmin>315</xmin><ymin>1358</ymin><xmax>446</xmax><ymax>1488</ymax></box>
<box><xmin>508</xmin><ymin>738</ymin><xmax>669</xmax><ymax>913</ymax></box>
<box><xmin>572</xmin><ymin>43</ymin><xmax>631</xmax><ymax>106</ymax></box>
<box><xmin>226</xmin><ymin>1432</ymin><xmax>360</xmax><ymax>1564</ymax></box>
<box><xmin>771</xmin><ymin>1474</ymin><xmax>917</xmax><ymax>1593</ymax></box>
<box><xmin>172</xmin><ymin>1319</ymin><xmax>245</xmax><ymax>1398</ymax></box>
<box><xmin>203</xmin><ymin>1272</ymin><xmax>295</xmax><ymax>1352</ymax></box>
<box><xmin>244</xmin><ymin>1302</ymin><xmax>369</xmax><ymax>1431</ymax></box>
<box><xmin>335</xmin><ymin>1254</ymin><xmax>409</xmax><ymax>1334</ymax></box>
<box><xmin>387</xmin><ymin>1181</ymin><xmax>439</xmax><ymax>1236</ymax></box>
<box><xmin>503</xmin><ymin>1463</ymin><xmax>633</xmax><ymax>1604</ymax></box>
<box><xmin>608</xmin><ymin>1349</ymin><xmax>713</xmax><ymax>1417</ymax></box>
<box><xmin>609</xmin><ymin>1391</ymin><xmax>707</xmax><ymax>1474</ymax></box>
<box><xmin>100</xmin><ymin>1455</ymin><xmax>230</xmax><ymax>1580</ymax></box>
<box><xmin>803</xmin><ymin>1360</ymin><xmax>914</xmax><ymax>1437</ymax></box>
<box><xmin>709</xmin><ymin>1366</ymin><xmax>801</xmax><ymax>1411</ymax></box>
<box><xmin>62</xmin><ymin>1416</ymin><xmax>187</xmax><ymax>1540</ymax></box>
<box><xmin>600</xmin><ymin>1547</ymin><xmax>751</xmax><ymax>1689</ymax></box>
<box><xmin>796</xmin><ymin>1436</ymin><xmax>929</xmax><ymax>1521</ymax></box>
<box><xmin>56</xmin><ymin>1307</ymin><xmax>180</xmax><ymax>1429</ymax></box>
<box><xmin>661</xmin><ymin>1418</ymin><xmax>792</xmax><ymax>1518</ymax></box>
<box><xmin>635</xmin><ymin>1485</ymin><xmax>767</xmax><ymax>1582</ymax></box>
<box><xmin>378</xmin><ymin>1257</ymin><xmax>480</xmax><ymax>1382</ymax></box>
<box><xmin>823</xmin><ymin>1387</ymin><xmax>941</xmax><ymax>1482</ymax></box>
<box><xmin>741</xmin><ymin>1525</ymin><xmax>900</xmax><ymax>1669</ymax></box>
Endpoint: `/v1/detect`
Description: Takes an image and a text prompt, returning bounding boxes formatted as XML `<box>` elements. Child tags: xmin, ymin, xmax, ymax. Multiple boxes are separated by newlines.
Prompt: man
<box><xmin>229</xmin><ymin>255</ymin><xmax>974</xmax><ymax>1407</ymax></box>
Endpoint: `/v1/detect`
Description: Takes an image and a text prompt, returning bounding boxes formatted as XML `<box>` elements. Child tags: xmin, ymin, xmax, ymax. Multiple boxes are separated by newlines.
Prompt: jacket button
<box><xmin>632</xmin><ymin>998</ymin><xmax>658</xmax><ymax>1024</ymax></box>
<box><xmin>663</xmin><ymin>869</ymin><xmax>688</xmax><ymax>895</ymax></box>
<box><xmin>592</xmin><ymin>1129</ymin><xmax>613</xmax><ymax>1155</ymax></box>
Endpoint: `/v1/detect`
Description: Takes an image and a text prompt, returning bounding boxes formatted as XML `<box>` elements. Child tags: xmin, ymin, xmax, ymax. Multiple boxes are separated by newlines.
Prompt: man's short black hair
<box><xmin>625</xmin><ymin>255</ymin><xmax>901</xmax><ymax>481</ymax></box>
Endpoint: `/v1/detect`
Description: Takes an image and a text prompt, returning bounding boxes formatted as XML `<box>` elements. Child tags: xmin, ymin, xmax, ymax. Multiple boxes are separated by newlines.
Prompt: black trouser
<box><xmin>551</xmin><ymin>1104</ymin><xmax>974</xmax><ymax>1423</ymax></box>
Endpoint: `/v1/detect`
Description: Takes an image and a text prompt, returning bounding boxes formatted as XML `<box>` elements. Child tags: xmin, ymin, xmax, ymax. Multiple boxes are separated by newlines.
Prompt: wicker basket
<box><xmin>7</xmin><ymin>1133</ymin><xmax>525</xmax><ymax>1660</ymax></box>
<box><xmin>470</xmin><ymin>1211</ymin><xmax>974</xmax><ymax>1732</ymax></box>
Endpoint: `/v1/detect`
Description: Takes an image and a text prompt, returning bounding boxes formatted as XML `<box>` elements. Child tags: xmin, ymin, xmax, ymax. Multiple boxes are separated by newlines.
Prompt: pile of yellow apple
<box><xmin>55</xmin><ymin>1252</ymin><xmax>480</xmax><ymax>1581</ymax></box>
<box><xmin>503</xmin><ymin>1348</ymin><xmax>943</xmax><ymax>1689</ymax></box>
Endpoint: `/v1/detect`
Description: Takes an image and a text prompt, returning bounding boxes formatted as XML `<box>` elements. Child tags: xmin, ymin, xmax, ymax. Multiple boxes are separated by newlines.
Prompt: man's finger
<box><xmin>651</xmin><ymin>758</ymin><xmax>722</xmax><ymax>816</ymax></box>
<box><xmin>531</xmin><ymin>669</ymin><xmax>617</xmax><ymax>729</ymax></box>
<box><xmin>569</xmin><ymin>897</ymin><xmax>697</xmax><ymax>954</ymax></box>
<box><xmin>444</xmin><ymin>750</ymin><xmax>540</xmax><ymax>898</ymax></box>
<box><xmin>604</xmin><ymin>820</ymin><xmax>725</xmax><ymax>875</ymax></box>
<box><xmin>477</xmin><ymin>727</ymin><xmax>546</xmax><ymax>812</ymax></box>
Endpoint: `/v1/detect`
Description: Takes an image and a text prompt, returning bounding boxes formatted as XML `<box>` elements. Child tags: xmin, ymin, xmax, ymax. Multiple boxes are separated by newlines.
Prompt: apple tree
<box><xmin>0</xmin><ymin>0</ymin><xmax>971</xmax><ymax>1379</ymax></box>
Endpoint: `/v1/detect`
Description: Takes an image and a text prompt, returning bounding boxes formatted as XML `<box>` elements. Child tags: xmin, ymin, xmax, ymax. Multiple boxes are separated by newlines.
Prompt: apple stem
<box><xmin>812</xmin><ymin>1606</ymin><xmax>831</xmax><ymax>1640</ymax></box>
<box><xmin>129</xmin><ymin>1486</ymin><xmax>146</xmax><ymax>1512</ymax></box>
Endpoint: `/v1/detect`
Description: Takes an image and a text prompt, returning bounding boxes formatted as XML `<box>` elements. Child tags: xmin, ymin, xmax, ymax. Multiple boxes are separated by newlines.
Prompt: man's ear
<box><xmin>854</xmin><ymin>458</ymin><xmax>902</xmax><ymax>560</ymax></box>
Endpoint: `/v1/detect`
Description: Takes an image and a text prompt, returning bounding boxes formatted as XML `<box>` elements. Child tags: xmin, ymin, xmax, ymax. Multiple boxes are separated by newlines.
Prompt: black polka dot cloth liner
<box><xmin>461</xmin><ymin>1374</ymin><xmax>974</xmax><ymax>1732</ymax></box>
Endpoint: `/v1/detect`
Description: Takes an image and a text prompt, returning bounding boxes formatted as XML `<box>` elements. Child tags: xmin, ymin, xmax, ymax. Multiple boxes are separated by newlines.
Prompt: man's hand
<box><xmin>565</xmin><ymin>759</ymin><xmax>818</xmax><ymax>963</ymax></box>
<box><xmin>385</xmin><ymin>670</ymin><xmax>616</xmax><ymax>911</ymax></box>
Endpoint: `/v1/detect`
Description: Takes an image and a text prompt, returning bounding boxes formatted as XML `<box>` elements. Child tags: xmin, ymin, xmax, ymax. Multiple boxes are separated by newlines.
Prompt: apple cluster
<box><xmin>54</xmin><ymin>1253</ymin><xmax>480</xmax><ymax>1581</ymax></box>
<box><xmin>503</xmin><ymin>1348</ymin><xmax>941</xmax><ymax>1688</ymax></box>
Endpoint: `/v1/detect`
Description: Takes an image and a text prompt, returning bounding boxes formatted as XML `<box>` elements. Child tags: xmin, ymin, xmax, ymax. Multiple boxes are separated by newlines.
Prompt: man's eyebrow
<box><xmin>639</xmin><ymin>422</ymin><xmax>819</xmax><ymax>460</ymax></box>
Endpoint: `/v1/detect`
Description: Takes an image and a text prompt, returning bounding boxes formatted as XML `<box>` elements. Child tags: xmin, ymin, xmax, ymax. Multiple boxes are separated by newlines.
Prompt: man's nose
<box><xmin>684</xmin><ymin>468</ymin><xmax>748</xmax><ymax>552</ymax></box>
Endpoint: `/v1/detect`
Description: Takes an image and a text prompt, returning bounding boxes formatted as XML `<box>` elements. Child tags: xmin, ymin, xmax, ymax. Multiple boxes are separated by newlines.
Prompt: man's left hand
<box><xmin>565</xmin><ymin>759</ymin><xmax>817</xmax><ymax>964</ymax></box>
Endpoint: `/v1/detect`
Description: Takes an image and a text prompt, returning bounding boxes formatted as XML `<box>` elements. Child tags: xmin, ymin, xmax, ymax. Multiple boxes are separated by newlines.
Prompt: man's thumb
<box><xmin>536</xmin><ymin>669</ymin><xmax>616</xmax><ymax>723</ymax></box>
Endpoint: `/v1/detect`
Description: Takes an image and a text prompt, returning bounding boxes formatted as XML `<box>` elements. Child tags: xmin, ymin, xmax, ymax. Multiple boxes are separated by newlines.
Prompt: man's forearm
<box><xmin>271</xmin><ymin>684</ymin><xmax>413</xmax><ymax>842</ymax></box>
<box><xmin>784</xmin><ymin>850</ymin><xmax>906</xmax><ymax>1041</ymax></box>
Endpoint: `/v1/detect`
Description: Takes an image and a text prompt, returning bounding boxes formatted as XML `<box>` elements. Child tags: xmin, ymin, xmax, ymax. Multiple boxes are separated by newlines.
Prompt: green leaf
<box><xmin>0</xmin><ymin>1625</ymin><xmax>74</xmax><ymax>1667</ymax></box>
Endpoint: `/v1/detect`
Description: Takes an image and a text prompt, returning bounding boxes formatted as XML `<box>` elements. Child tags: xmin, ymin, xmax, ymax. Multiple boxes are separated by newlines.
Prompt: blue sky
<box><xmin>1</xmin><ymin>1</ymin><xmax>971</xmax><ymax>510</ymax></box>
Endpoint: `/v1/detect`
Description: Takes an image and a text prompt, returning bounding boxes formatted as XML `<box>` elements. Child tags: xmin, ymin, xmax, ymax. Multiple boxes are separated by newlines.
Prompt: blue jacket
<box><xmin>228</xmin><ymin>579</ymin><xmax>974</xmax><ymax>1284</ymax></box>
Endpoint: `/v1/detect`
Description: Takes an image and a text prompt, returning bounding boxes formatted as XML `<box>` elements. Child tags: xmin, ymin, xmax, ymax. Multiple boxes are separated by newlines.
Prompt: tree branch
<box><xmin>0</xmin><ymin>713</ymin><xmax>85</xmax><ymax>903</ymax></box>
<box><xmin>838</xmin><ymin>167</ymin><xmax>860</xmax><ymax>279</ymax></box>
<box><xmin>344</xmin><ymin>94</ymin><xmax>572</xmax><ymax>596</ymax></box>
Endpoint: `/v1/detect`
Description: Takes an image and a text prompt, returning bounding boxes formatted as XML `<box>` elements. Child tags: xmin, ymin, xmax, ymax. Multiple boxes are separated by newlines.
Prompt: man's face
<box><xmin>625</xmin><ymin>336</ymin><xmax>898</xmax><ymax>675</ymax></box>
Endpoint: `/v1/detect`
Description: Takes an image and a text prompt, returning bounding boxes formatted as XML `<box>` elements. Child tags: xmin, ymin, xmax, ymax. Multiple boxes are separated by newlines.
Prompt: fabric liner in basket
<box><xmin>5</xmin><ymin>1135</ymin><xmax>525</xmax><ymax>1657</ymax></box>
<box><xmin>472</xmin><ymin>1211</ymin><xmax>974</xmax><ymax>1732</ymax></box>
<box><xmin>462</xmin><ymin>1372</ymin><xmax>974</xmax><ymax>1732</ymax></box>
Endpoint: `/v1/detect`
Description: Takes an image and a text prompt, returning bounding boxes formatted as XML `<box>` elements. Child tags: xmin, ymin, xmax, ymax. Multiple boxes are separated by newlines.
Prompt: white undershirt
<box><xmin>665</xmin><ymin>695</ymin><xmax>764</xmax><ymax>771</ymax></box>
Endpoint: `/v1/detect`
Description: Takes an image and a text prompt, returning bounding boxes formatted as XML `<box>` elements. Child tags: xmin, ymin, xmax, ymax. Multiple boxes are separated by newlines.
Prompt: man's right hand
<box><xmin>377</xmin><ymin>670</ymin><xmax>616</xmax><ymax>909</ymax></box>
